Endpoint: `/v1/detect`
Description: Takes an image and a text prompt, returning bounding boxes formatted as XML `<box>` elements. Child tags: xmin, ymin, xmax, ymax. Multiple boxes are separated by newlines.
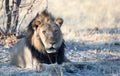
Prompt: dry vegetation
<box><xmin>49</xmin><ymin>0</ymin><xmax>120</xmax><ymax>75</ymax></box>
<box><xmin>48</xmin><ymin>0</ymin><xmax>120</xmax><ymax>27</ymax></box>
<box><xmin>0</xmin><ymin>0</ymin><xmax>120</xmax><ymax>76</ymax></box>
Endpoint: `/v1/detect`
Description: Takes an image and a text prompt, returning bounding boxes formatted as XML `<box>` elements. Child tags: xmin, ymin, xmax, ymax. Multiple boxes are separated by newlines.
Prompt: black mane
<box><xmin>28</xmin><ymin>41</ymin><xmax>66</xmax><ymax>64</ymax></box>
<box><xmin>25</xmin><ymin>12</ymin><xmax>66</xmax><ymax>64</ymax></box>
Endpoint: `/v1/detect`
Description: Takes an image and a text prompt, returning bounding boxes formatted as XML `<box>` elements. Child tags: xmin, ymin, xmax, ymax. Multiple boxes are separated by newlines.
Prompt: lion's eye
<box><xmin>42</xmin><ymin>31</ymin><xmax>46</xmax><ymax>34</ymax></box>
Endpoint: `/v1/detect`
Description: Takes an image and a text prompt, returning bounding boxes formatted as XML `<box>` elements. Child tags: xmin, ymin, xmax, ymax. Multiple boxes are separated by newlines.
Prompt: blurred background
<box><xmin>47</xmin><ymin>0</ymin><xmax>120</xmax><ymax>41</ymax></box>
<box><xmin>48</xmin><ymin>0</ymin><xmax>120</xmax><ymax>29</ymax></box>
<box><xmin>0</xmin><ymin>0</ymin><xmax>120</xmax><ymax>35</ymax></box>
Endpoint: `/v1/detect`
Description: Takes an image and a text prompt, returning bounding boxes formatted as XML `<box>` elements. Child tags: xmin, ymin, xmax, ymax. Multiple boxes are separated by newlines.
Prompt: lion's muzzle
<box><xmin>46</xmin><ymin>47</ymin><xmax>57</xmax><ymax>53</ymax></box>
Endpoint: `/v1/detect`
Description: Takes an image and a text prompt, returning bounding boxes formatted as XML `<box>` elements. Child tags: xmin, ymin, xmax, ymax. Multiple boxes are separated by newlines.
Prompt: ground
<box><xmin>0</xmin><ymin>0</ymin><xmax>120</xmax><ymax>76</ymax></box>
<box><xmin>0</xmin><ymin>27</ymin><xmax>120</xmax><ymax>76</ymax></box>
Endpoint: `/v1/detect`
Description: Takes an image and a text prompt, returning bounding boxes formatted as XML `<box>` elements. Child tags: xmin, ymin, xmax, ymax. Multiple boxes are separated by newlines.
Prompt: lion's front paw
<box><xmin>35</xmin><ymin>64</ymin><xmax>47</xmax><ymax>72</ymax></box>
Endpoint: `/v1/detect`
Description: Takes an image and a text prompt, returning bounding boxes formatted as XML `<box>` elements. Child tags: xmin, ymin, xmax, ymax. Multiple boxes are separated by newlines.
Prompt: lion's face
<box><xmin>39</xmin><ymin>22</ymin><xmax>63</xmax><ymax>53</ymax></box>
<box><xmin>32</xmin><ymin>11</ymin><xmax>63</xmax><ymax>53</ymax></box>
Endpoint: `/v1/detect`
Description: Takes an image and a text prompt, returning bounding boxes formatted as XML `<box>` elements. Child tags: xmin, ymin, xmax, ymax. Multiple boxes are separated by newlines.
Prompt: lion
<box><xmin>10</xmin><ymin>10</ymin><xmax>67</xmax><ymax>70</ymax></box>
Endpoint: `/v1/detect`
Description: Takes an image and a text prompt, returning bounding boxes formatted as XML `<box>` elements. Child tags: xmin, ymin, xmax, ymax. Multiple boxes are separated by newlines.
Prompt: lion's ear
<box><xmin>55</xmin><ymin>18</ymin><xmax>63</xmax><ymax>27</ymax></box>
<box><xmin>32</xmin><ymin>21</ymin><xmax>41</xmax><ymax>30</ymax></box>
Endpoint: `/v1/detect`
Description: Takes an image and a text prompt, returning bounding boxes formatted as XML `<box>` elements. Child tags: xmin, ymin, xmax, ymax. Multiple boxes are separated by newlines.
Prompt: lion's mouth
<box><xmin>46</xmin><ymin>47</ymin><xmax>57</xmax><ymax>53</ymax></box>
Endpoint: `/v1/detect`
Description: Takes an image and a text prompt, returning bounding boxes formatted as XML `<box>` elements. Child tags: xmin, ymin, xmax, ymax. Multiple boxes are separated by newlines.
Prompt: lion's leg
<box><xmin>32</xmin><ymin>58</ymin><xmax>47</xmax><ymax>72</ymax></box>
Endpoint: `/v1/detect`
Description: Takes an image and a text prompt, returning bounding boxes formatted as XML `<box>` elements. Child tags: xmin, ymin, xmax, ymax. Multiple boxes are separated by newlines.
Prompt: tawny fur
<box><xmin>10</xmin><ymin>10</ymin><xmax>66</xmax><ymax>70</ymax></box>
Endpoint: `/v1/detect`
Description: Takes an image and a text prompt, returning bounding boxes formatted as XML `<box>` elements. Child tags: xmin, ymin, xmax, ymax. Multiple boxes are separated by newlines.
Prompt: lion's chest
<box><xmin>30</xmin><ymin>47</ymin><xmax>57</xmax><ymax>64</ymax></box>
<box><xmin>35</xmin><ymin>53</ymin><xmax>57</xmax><ymax>64</ymax></box>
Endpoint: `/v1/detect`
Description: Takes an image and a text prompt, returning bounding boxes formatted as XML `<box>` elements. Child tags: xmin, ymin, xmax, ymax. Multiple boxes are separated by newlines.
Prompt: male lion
<box><xmin>10</xmin><ymin>10</ymin><xmax>66</xmax><ymax>70</ymax></box>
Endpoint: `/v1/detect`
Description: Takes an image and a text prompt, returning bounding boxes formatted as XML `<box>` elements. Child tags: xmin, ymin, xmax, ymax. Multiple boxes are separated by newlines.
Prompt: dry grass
<box><xmin>0</xmin><ymin>0</ymin><xmax>120</xmax><ymax>76</ymax></box>
<box><xmin>48</xmin><ymin>0</ymin><xmax>120</xmax><ymax>30</ymax></box>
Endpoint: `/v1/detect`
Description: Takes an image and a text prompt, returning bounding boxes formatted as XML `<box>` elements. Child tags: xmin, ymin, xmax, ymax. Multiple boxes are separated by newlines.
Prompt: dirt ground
<box><xmin>0</xmin><ymin>28</ymin><xmax>120</xmax><ymax>76</ymax></box>
<box><xmin>0</xmin><ymin>0</ymin><xmax>120</xmax><ymax>76</ymax></box>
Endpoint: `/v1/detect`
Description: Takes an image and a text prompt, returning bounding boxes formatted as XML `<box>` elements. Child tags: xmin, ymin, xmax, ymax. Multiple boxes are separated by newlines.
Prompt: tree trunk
<box><xmin>10</xmin><ymin>0</ymin><xmax>21</xmax><ymax>34</ymax></box>
<box><xmin>4</xmin><ymin>0</ymin><xmax>21</xmax><ymax>35</ymax></box>
<box><xmin>0</xmin><ymin>0</ymin><xmax>47</xmax><ymax>36</ymax></box>
<box><xmin>5</xmin><ymin>0</ymin><xmax>11</xmax><ymax>35</ymax></box>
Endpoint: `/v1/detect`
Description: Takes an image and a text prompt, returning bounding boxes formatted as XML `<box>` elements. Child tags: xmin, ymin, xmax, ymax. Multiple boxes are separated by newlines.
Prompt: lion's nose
<box><xmin>50</xmin><ymin>41</ymin><xmax>56</xmax><ymax>45</ymax></box>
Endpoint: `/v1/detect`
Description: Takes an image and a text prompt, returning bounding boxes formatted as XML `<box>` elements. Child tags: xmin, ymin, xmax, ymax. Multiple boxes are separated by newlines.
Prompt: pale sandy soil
<box><xmin>0</xmin><ymin>0</ymin><xmax>120</xmax><ymax>76</ymax></box>
<box><xmin>0</xmin><ymin>28</ymin><xmax>120</xmax><ymax>76</ymax></box>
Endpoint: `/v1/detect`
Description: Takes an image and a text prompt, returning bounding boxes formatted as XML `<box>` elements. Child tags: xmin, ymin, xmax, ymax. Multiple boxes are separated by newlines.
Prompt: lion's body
<box><xmin>10</xmin><ymin>10</ymin><xmax>66</xmax><ymax>70</ymax></box>
<box><xmin>11</xmin><ymin>38</ymin><xmax>34</xmax><ymax>68</ymax></box>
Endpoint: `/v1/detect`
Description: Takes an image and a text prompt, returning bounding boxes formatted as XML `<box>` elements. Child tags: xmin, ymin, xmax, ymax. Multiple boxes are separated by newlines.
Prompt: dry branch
<box><xmin>0</xmin><ymin>27</ymin><xmax>5</xmax><ymax>35</ymax></box>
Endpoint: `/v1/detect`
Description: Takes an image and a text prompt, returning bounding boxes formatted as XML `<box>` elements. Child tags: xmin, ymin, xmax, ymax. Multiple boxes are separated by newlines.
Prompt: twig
<box><xmin>45</xmin><ymin>0</ymin><xmax>48</xmax><ymax>10</ymax></box>
<box><xmin>0</xmin><ymin>27</ymin><xmax>5</xmax><ymax>35</ymax></box>
<box><xmin>0</xmin><ymin>0</ymin><xmax>4</xmax><ymax>11</ymax></box>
